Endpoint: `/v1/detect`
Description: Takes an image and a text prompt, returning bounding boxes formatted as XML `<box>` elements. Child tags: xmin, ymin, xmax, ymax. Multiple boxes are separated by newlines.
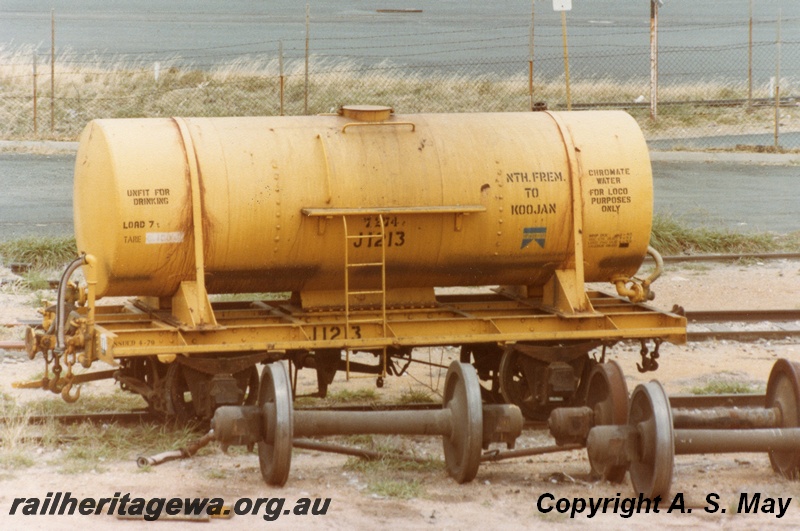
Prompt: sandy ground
<box><xmin>0</xmin><ymin>259</ymin><xmax>799</xmax><ymax>530</ymax></box>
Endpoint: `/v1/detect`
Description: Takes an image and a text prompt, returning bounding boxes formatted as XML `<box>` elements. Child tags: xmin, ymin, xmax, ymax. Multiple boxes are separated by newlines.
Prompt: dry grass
<box><xmin>0</xmin><ymin>389</ymin><xmax>205</xmax><ymax>476</ymax></box>
<box><xmin>0</xmin><ymin>44</ymin><xmax>792</xmax><ymax>144</ymax></box>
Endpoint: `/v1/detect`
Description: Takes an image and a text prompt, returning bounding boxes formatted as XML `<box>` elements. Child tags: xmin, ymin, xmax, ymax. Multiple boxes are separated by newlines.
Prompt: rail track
<box><xmin>1</xmin><ymin>410</ymin><xmax>155</xmax><ymax>426</ymax></box>
<box><xmin>0</xmin><ymin>403</ymin><xmax>447</xmax><ymax>429</ymax></box>
<box><xmin>1</xmin><ymin>392</ymin><xmax>779</xmax><ymax>471</ymax></box>
<box><xmin>683</xmin><ymin>308</ymin><xmax>800</xmax><ymax>341</ymax></box>
<box><xmin>1</xmin><ymin>394</ymin><xmax>768</xmax><ymax>429</ymax></box>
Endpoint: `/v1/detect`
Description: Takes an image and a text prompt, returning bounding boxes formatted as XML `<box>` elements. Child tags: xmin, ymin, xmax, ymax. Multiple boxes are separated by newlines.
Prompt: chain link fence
<box><xmin>0</xmin><ymin>6</ymin><xmax>797</xmax><ymax>151</ymax></box>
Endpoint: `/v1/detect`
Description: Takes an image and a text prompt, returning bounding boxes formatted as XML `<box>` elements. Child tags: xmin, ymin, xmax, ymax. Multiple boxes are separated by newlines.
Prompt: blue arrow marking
<box><xmin>521</xmin><ymin>227</ymin><xmax>547</xmax><ymax>249</ymax></box>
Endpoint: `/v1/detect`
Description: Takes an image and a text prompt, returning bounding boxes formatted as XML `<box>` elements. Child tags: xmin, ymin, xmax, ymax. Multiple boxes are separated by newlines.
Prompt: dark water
<box><xmin>1</xmin><ymin>1</ymin><xmax>797</xmax><ymax>79</ymax></box>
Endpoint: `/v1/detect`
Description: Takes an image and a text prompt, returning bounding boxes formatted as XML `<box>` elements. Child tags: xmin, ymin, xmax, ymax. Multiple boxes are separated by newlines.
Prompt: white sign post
<box><xmin>554</xmin><ymin>0</ymin><xmax>572</xmax><ymax>109</ymax></box>
<box><xmin>553</xmin><ymin>0</ymin><xmax>572</xmax><ymax>11</ymax></box>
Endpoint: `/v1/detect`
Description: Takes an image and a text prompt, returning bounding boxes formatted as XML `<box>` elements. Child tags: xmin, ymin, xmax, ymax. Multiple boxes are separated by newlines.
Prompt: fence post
<box><xmin>748</xmin><ymin>0</ymin><xmax>753</xmax><ymax>109</ymax></box>
<box><xmin>560</xmin><ymin>12</ymin><xmax>571</xmax><ymax>111</ymax></box>
<box><xmin>774</xmin><ymin>11</ymin><xmax>781</xmax><ymax>149</ymax></box>
<box><xmin>50</xmin><ymin>9</ymin><xmax>55</xmax><ymax>134</ymax></box>
<box><xmin>649</xmin><ymin>1</ymin><xmax>659</xmax><ymax>121</ymax></box>
<box><xmin>33</xmin><ymin>51</ymin><xmax>38</xmax><ymax>136</ymax></box>
<box><xmin>279</xmin><ymin>41</ymin><xmax>285</xmax><ymax>116</ymax></box>
<box><xmin>528</xmin><ymin>0</ymin><xmax>534</xmax><ymax>110</ymax></box>
<box><xmin>304</xmin><ymin>3</ymin><xmax>310</xmax><ymax>115</ymax></box>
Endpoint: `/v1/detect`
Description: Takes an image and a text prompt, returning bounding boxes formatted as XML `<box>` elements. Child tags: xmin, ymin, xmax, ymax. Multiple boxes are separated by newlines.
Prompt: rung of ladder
<box><xmin>347</xmin><ymin>262</ymin><xmax>383</xmax><ymax>268</ymax></box>
<box><xmin>347</xmin><ymin>290</ymin><xmax>384</xmax><ymax>296</ymax></box>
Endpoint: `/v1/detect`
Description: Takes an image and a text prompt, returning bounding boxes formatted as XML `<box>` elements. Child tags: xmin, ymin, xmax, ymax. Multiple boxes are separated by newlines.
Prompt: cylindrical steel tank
<box><xmin>73</xmin><ymin>109</ymin><xmax>652</xmax><ymax>299</ymax></box>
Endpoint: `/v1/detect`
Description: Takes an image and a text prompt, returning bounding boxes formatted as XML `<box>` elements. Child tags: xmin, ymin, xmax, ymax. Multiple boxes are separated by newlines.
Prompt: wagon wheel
<box><xmin>258</xmin><ymin>362</ymin><xmax>294</xmax><ymax>486</ymax></box>
<box><xmin>585</xmin><ymin>360</ymin><xmax>629</xmax><ymax>482</ymax></box>
<box><xmin>442</xmin><ymin>362</ymin><xmax>483</xmax><ymax>483</ymax></box>
<box><xmin>628</xmin><ymin>381</ymin><xmax>674</xmax><ymax>499</ymax></box>
<box><xmin>498</xmin><ymin>349</ymin><xmax>550</xmax><ymax>421</ymax></box>
<box><xmin>165</xmin><ymin>363</ymin><xmax>197</xmax><ymax>423</ymax></box>
<box><xmin>765</xmin><ymin>359</ymin><xmax>800</xmax><ymax>478</ymax></box>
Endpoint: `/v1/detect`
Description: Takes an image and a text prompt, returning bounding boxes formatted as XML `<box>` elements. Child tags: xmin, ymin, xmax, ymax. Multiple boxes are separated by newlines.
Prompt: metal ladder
<box><xmin>342</xmin><ymin>215</ymin><xmax>388</xmax><ymax>381</ymax></box>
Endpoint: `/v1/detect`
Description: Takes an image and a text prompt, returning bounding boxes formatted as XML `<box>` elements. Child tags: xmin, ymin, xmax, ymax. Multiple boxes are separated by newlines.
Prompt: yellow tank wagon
<box><xmin>24</xmin><ymin>106</ymin><xmax>685</xmax><ymax>421</ymax></box>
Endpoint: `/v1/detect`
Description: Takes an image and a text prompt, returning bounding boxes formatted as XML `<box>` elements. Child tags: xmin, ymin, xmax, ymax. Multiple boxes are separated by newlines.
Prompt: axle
<box><xmin>212</xmin><ymin>361</ymin><xmax>522</xmax><ymax>487</ymax></box>
<box><xmin>585</xmin><ymin>358</ymin><xmax>800</xmax><ymax>498</ymax></box>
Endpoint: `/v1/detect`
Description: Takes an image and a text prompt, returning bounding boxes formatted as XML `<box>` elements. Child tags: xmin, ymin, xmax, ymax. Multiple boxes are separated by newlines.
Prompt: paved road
<box><xmin>652</xmin><ymin>160</ymin><xmax>798</xmax><ymax>234</ymax></box>
<box><xmin>0</xmin><ymin>153</ymin><xmax>796</xmax><ymax>242</ymax></box>
<box><xmin>650</xmin><ymin>132</ymin><xmax>800</xmax><ymax>151</ymax></box>
<box><xmin>0</xmin><ymin>153</ymin><xmax>74</xmax><ymax>241</ymax></box>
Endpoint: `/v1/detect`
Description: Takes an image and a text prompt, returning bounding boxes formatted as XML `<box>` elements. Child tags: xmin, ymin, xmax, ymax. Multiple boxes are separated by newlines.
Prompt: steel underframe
<box><xmin>86</xmin><ymin>290</ymin><xmax>686</xmax><ymax>363</ymax></box>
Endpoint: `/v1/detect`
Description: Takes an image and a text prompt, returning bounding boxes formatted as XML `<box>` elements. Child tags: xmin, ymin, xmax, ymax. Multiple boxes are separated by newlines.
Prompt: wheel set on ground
<box><xmin>582</xmin><ymin>358</ymin><xmax>800</xmax><ymax>498</ymax></box>
<box><xmin>150</xmin><ymin>357</ymin><xmax>800</xmax><ymax>492</ymax></box>
<box><xmin>213</xmin><ymin>361</ymin><xmax>522</xmax><ymax>486</ymax></box>
<box><xmin>584</xmin><ymin>360</ymin><xmax>629</xmax><ymax>482</ymax></box>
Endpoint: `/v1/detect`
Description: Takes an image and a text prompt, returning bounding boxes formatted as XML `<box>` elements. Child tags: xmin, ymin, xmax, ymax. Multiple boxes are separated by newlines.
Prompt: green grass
<box><xmin>367</xmin><ymin>479</ymin><xmax>424</xmax><ymax>500</ymax></box>
<box><xmin>344</xmin><ymin>453</ymin><xmax>445</xmax><ymax>474</ymax></box>
<box><xmin>0</xmin><ymin>391</ymin><xmax>205</xmax><ymax>474</ymax></box>
<box><xmin>343</xmin><ymin>437</ymin><xmax>444</xmax><ymax>474</ymax></box>
<box><xmin>0</xmin><ymin>236</ymin><xmax>77</xmax><ymax>270</ymax></box>
<box><xmin>295</xmin><ymin>387</ymin><xmax>381</xmax><ymax>408</ymax></box>
<box><xmin>0</xmin><ymin>391</ymin><xmax>193</xmax><ymax>474</ymax></box>
<box><xmin>55</xmin><ymin>422</ymin><xmax>204</xmax><ymax>474</ymax></box>
<box><xmin>342</xmin><ymin>436</ymin><xmax>443</xmax><ymax>499</ymax></box>
<box><xmin>0</xmin><ymin>408</ymin><xmax>41</xmax><ymax>471</ymax></box>
<box><xmin>689</xmin><ymin>380</ymin><xmax>762</xmax><ymax>395</ymax></box>
<box><xmin>21</xmin><ymin>390</ymin><xmax>147</xmax><ymax>416</ymax></box>
<box><xmin>398</xmin><ymin>388</ymin><xmax>436</xmax><ymax>404</ymax></box>
<box><xmin>324</xmin><ymin>388</ymin><xmax>379</xmax><ymax>405</ymax></box>
<box><xmin>649</xmin><ymin>213</ymin><xmax>794</xmax><ymax>255</ymax></box>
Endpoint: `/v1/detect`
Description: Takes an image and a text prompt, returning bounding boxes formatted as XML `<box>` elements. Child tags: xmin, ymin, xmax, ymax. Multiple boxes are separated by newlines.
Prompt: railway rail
<box><xmin>2</xmin><ymin>393</ymin><xmax>767</xmax><ymax>432</ymax></box>
<box><xmin>682</xmin><ymin>308</ymin><xmax>800</xmax><ymax>341</ymax></box>
<box><xmin>0</xmin><ymin>402</ymin><xmax>448</xmax><ymax>428</ymax></box>
<box><xmin>1</xmin><ymin>410</ymin><xmax>154</xmax><ymax>427</ymax></box>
